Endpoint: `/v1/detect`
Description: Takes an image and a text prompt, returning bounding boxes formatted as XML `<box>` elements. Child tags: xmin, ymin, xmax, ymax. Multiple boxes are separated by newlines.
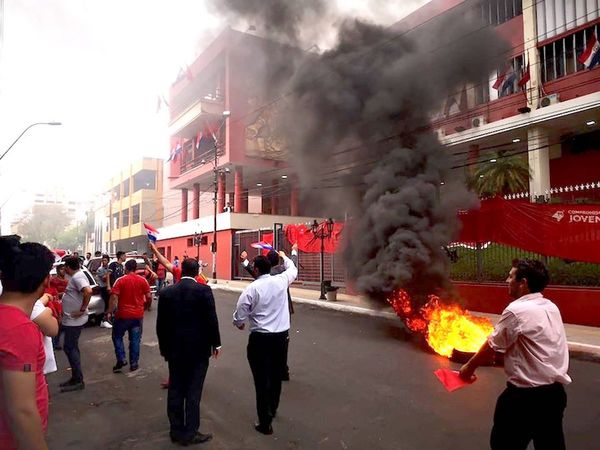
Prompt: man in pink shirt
<box><xmin>0</xmin><ymin>236</ymin><xmax>55</xmax><ymax>450</ymax></box>
<box><xmin>460</xmin><ymin>259</ymin><xmax>571</xmax><ymax>450</ymax></box>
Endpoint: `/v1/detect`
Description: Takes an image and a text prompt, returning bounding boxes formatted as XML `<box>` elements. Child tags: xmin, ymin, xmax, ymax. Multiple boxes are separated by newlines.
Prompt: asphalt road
<box><xmin>46</xmin><ymin>291</ymin><xmax>600</xmax><ymax>450</ymax></box>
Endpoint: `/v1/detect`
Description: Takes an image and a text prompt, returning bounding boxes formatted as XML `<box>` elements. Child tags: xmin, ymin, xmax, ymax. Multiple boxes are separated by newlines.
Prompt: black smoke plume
<box><xmin>210</xmin><ymin>0</ymin><xmax>507</xmax><ymax>304</ymax></box>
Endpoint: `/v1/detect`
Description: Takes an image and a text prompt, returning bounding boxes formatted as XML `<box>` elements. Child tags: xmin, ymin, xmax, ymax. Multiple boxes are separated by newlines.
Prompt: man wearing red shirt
<box><xmin>0</xmin><ymin>236</ymin><xmax>55</xmax><ymax>450</ymax></box>
<box><xmin>107</xmin><ymin>259</ymin><xmax>151</xmax><ymax>373</ymax></box>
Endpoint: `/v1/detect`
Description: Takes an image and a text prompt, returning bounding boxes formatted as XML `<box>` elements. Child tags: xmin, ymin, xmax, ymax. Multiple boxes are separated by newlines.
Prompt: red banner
<box><xmin>284</xmin><ymin>223</ymin><xmax>345</xmax><ymax>254</ymax></box>
<box><xmin>458</xmin><ymin>197</ymin><xmax>600</xmax><ymax>264</ymax></box>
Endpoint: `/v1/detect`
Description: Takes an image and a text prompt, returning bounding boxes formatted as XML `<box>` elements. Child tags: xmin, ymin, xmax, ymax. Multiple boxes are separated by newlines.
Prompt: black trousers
<box><xmin>491</xmin><ymin>382</ymin><xmax>567</xmax><ymax>450</ymax></box>
<box><xmin>247</xmin><ymin>330</ymin><xmax>288</xmax><ymax>427</ymax></box>
<box><xmin>167</xmin><ymin>357</ymin><xmax>209</xmax><ymax>440</ymax></box>
<box><xmin>63</xmin><ymin>325</ymin><xmax>84</xmax><ymax>382</ymax></box>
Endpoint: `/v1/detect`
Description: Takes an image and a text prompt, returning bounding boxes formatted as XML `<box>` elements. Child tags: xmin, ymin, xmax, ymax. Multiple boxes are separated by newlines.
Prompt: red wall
<box><xmin>455</xmin><ymin>282</ymin><xmax>600</xmax><ymax>327</ymax></box>
<box><xmin>156</xmin><ymin>230</ymin><xmax>234</xmax><ymax>279</ymax></box>
<box><xmin>543</xmin><ymin>68</ymin><xmax>600</xmax><ymax>104</ymax></box>
<box><xmin>550</xmin><ymin>148</ymin><xmax>600</xmax><ymax>188</ymax></box>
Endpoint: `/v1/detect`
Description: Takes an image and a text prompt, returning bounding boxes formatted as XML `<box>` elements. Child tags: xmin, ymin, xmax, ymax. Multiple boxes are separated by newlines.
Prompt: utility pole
<box><xmin>211</xmin><ymin>110</ymin><xmax>231</xmax><ymax>283</ymax></box>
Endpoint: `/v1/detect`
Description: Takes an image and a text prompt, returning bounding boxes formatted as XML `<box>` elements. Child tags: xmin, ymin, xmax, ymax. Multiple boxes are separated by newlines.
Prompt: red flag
<box><xmin>492</xmin><ymin>67</ymin><xmax>507</xmax><ymax>90</ymax></box>
<box><xmin>434</xmin><ymin>368</ymin><xmax>476</xmax><ymax>392</ymax></box>
<box><xmin>518</xmin><ymin>61</ymin><xmax>530</xmax><ymax>88</ymax></box>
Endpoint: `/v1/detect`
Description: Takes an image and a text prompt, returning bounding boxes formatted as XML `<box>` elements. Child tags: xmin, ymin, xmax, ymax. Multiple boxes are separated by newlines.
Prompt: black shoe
<box><xmin>60</xmin><ymin>381</ymin><xmax>85</xmax><ymax>392</ymax></box>
<box><xmin>112</xmin><ymin>361</ymin><xmax>128</xmax><ymax>373</ymax></box>
<box><xmin>59</xmin><ymin>378</ymin><xmax>75</xmax><ymax>388</ymax></box>
<box><xmin>254</xmin><ymin>423</ymin><xmax>273</xmax><ymax>435</ymax></box>
<box><xmin>182</xmin><ymin>432</ymin><xmax>213</xmax><ymax>445</ymax></box>
<box><xmin>130</xmin><ymin>364</ymin><xmax>139</xmax><ymax>372</ymax></box>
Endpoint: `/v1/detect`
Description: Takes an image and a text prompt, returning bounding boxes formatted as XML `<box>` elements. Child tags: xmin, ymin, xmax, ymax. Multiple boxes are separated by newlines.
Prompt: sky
<box><xmin>0</xmin><ymin>0</ymin><xmax>429</xmax><ymax>231</ymax></box>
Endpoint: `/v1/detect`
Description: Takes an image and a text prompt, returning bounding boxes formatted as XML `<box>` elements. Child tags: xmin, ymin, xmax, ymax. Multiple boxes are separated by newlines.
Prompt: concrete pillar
<box><xmin>271</xmin><ymin>179</ymin><xmax>279</xmax><ymax>215</ymax></box>
<box><xmin>291</xmin><ymin>187</ymin><xmax>299</xmax><ymax>216</ymax></box>
<box><xmin>217</xmin><ymin>173</ymin><xmax>226</xmax><ymax>213</ymax></box>
<box><xmin>234</xmin><ymin>167</ymin><xmax>243</xmax><ymax>213</ymax></box>
<box><xmin>192</xmin><ymin>183</ymin><xmax>200</xmax><ymax>219</ymax></box>
<box><xmin>242</xmin><ymin>188</ymin><xmax>249</xmax><ymax>213</ymax></box>
<box><xmin>523</xmin><ymin>0</ymin><xmax>542</xmax><ymax>110</ymax></box>
<box><xmin>528</xmin><ymin>127</ymin><xmax>550</xmax><ymax>201</ymax></box>
<box><xmin>181</xmin><ymin>188</ymin><xmax>188</xmax><ymax>222</ymax></box>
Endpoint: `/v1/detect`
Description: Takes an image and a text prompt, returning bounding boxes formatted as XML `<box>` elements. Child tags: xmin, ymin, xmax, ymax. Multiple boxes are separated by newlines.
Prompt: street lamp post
<box><xmin>211</xmin><ymin>110</ymin><xmax>231</xmax><ymax>283</ymax></box>
<box><xmin>0</xmin><ymin>122</ymin><xmax>61</xmax><ymax>235</ymax></box>
<box><xmin>311</xmin><ymin>218</ymin><xmax>334</xmax><ymax>300</ymax></box>
<box><xmin>0</xmin><ymin>122</ymin><xmax>62</xmax><ymax>163</ymax></box>
<box><xmin>194</xmin><ymin>230</ymin><xmax>203</xmax><ymax>261</ymax></box>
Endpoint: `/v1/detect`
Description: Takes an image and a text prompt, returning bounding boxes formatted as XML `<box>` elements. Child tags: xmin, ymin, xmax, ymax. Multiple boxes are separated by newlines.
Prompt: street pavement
<box><xmin>46</xmin><ymin>291</ymin><xmax>600</xmax><ymax>450</ymax></box>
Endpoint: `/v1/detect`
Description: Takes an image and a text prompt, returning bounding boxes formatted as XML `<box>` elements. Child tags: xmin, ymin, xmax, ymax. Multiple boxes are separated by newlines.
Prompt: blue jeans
<box><xmin>112</xmin><ymin>318</ymin><xmax>143</xmax><ymax>366</ymax></box>
<box><xmin>63</xmin><ymin>325</ymin><xmax>84</xmax><ymax>382</ymax></box>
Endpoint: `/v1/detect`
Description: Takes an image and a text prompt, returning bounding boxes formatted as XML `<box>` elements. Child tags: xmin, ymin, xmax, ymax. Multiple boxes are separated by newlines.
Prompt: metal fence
<box><xmin>232</xmin><ymin>228</ymin><xmax>347</xmax><ymax>286</ymax></box>
<box><xmin>448</xmin><ymin>242</ymin><xmax>600</xmax><ymax>286</ymax></box>
<box><xmin>233</xmin><ymin>228</ymin><xmax>600</xmax><ymax>287</ymax></box>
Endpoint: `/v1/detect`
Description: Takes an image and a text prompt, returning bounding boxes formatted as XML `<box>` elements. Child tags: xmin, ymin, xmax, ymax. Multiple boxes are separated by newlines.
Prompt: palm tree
<box><xmin>473</xmin><ymin>152</ymin><xmax>531</xmax><ymax>197</ymax></box>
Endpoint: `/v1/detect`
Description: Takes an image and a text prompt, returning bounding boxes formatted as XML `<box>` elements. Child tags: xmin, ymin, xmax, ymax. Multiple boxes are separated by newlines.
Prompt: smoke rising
<box><xmin>211</xmin><ymin>1</ymin><xmax>507</xmax><ymax>304</ymax></box>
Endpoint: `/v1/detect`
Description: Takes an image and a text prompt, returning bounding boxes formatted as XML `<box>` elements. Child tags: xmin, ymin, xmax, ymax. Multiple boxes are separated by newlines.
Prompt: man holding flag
<box><xmin>145</xmin><ymin>223</ymin><xmax>207</xmax><ymax>285</ymax></box>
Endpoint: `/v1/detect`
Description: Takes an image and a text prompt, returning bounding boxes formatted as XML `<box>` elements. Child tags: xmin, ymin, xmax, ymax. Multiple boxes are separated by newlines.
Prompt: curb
<box><xmin>210</xmin><ymin>283</ymin><xmax>600</xmax><ymax>357</ymax></box>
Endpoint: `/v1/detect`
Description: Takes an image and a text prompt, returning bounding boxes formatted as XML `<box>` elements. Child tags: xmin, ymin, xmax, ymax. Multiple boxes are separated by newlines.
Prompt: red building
<box><xmin>158</xmin><ymin>29</ymin><xmax>315</xmax><ymax>279</ymax></box>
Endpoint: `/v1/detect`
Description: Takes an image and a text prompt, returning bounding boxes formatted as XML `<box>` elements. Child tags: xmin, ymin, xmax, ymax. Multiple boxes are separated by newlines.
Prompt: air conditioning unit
<box><xmin>471</xmin><ymin>115</ymin><xmax>487</xmax><ymax>127</ymax></box>
<box><xmin>539</xmin><ymin>93</ymin><xmax>560</xmax><ymax>108</ymax></box>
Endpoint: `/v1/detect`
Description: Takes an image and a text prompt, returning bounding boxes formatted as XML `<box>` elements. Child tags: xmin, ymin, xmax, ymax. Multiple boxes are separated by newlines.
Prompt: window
<box><xmin>122</xmin><ymin>178</ymin><xmax>130</xmax><ymax>198</ymax></box>
<box><xmin>133</xmin><ymin>170</ymin><xmax>156</xmax><ymax>192</ymax></box>
<box><xmin>122</xmin><ymin>208</ymin><xmax>130</xmax><ymax>227</ymax></box>
<box><xmin>187</xmin><ymin>238</ymin><xmax>194</xmax><ymax>247</ymax></box>
<box><xmin>473</xmin><ymin>77</ymin><xmax>490</xmax><ymax>105</ymax></box>
<box><xmin>539</xmin><ymin>25</ymin><xmax>599</xmax><ymax>83</ymax></box>
<box><xmin>496</xmin><ymin>54</ymin><xmax>524</xmax><ymax>98</ymax></box>
<box><xmin>112</xmin><ymin>185</ymin><xmax>120</xmax><ymax>201</ymax></box>
<box><xmin>479</xmin><ymin>0</ymin><xmax>522</xmax><ymax>26</ymax></box>
<box><xmin>132</xmin><ymin>204</ymin><xmax>140</xmax><ymax>224</ymax></box>
<box><xmin>112</xmin><ymin>212</ymin><xmax>119</xmax><ymax>229</ymax></box>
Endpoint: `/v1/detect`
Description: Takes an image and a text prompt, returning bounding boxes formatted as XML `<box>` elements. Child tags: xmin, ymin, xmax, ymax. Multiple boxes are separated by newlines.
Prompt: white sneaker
<box><xmin>100</xmin><ymin>321</ymin><xmax>113</xmax><ymax>329</ymax></box>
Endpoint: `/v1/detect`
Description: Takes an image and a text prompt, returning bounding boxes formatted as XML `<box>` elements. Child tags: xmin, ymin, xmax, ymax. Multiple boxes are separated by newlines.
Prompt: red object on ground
<box><xmin>434</xmin><ymin>368</ymin><xmax>476</xmax><ymax>392</ymax></box>
<box><xmin>459</xmin><ymin>197</ymin><xmax>600</xmax><ymax>264</ymax></box>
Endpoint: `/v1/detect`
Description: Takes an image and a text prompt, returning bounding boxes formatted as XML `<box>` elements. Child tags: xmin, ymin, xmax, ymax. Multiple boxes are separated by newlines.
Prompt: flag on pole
<box><xmin>518</xmin><ymin>60</ymin><xmax>530</xmax><ymax>88</ymax></box>
<box><xmin>492</xmin><ymin>66</ymin><xmax>507</xmax><ymax>90</ymax></box>
<box><xmin>250</xmin><ymin>242</ymin><xmax>274</xmax><ymax>251</ymax></box>
<box><xmin>578</xmin><ymin>32</ymin><xmax>600</xmax><ymax>69</ymax></box>
<box><xmin>195</xmin><ymin>130</ymin><xmax>203</xmax><ymax>149</ymax></box>
<box><xmin>144</xmin><ymin>223</ymin><xmax>159</xmax><ymax>243</ymax></box>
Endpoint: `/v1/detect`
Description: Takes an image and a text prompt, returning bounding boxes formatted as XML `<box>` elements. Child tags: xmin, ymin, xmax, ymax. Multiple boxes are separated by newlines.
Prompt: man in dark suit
<box><xmin>156</xmin><ymin>258</ymin><xmax>221</xmax><ymax>446</ymax></box>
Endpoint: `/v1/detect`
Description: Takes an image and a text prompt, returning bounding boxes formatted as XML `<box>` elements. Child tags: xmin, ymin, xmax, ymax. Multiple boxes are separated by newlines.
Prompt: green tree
<box><xmin>17</xmin><ymin>204</ymin><xmax>72</xmax><ymax>247</ymax></box>
<box><xmin>473</xmin><ymin>152</ymin><xmax>531</xmax><ymax>197</ymax></box>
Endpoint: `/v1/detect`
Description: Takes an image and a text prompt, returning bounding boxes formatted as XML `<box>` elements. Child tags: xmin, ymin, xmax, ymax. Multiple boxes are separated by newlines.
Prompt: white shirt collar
<box><xmin>516</xmin><ymin>292</ymin><xmax>543</xmax><ymax>302</ymax></box>
<box><xmin>181</xmin><ymin>276</ymin><xmax>197</xmax><ymax>282</ymax></box>
<box><xmin>257</xmin><ymin>274</ymin><xmax>270</xmax><ymax>280</ymax></box>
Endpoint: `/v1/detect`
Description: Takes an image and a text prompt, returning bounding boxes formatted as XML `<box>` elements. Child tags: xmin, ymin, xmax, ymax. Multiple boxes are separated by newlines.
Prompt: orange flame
<box><xmin>388</xmin><ymin>290</ymin><xmax>494</xmax><ymax>357</ymax></box>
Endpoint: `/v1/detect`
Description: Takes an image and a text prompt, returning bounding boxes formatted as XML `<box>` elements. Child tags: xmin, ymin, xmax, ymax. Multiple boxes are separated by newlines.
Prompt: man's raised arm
<box><xmin>149</xmin><ymin>242</ymin><xmax>174</xmax><ymax>273</ymax></box>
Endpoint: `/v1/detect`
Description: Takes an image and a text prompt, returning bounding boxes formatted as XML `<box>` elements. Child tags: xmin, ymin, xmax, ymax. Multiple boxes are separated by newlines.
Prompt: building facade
<box><xmin>412</xmin><ymin>0</ymin><xmax>600</xmax><ymax>201</ymax></box>
<box><xmin>103</xmin><ymin>157</ymin><xmax>165</xmax><ymax>254</ymax></box>
<box><xmin>160</xmin><ymin>29</ymin><xmax>314</xmax><ymax>280</ymax></box>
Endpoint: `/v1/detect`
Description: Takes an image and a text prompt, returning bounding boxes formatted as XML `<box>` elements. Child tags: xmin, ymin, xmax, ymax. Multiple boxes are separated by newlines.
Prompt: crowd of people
<box><xmin>0</xmin><ymin>232</ymin><xmax>573</xmax><ymax>450</ymax></box>
<box><xmin>0</xmin><ymin>235</ymin><xmax>299</xmax><ymax>448</ymax></box>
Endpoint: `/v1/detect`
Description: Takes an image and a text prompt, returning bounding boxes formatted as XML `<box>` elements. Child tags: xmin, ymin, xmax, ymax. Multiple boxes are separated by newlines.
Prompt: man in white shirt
<box><xmin>60</xmin><ymin>256</ymin><xmax>92</xmax><ymax>392</ymax></box>
<box><xmin>233</xmin><ymin>251</ymin><xmax>297</xmax><ymax>435</ymax></box>
<box><xmin>460</xmin><ymin>259</ymin><xmax>570</xmax><ymax>450</ymax></box>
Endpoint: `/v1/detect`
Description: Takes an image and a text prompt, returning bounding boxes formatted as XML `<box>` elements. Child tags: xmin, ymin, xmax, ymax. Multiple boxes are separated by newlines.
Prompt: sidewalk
<box><xmin>209</xmin><ymin>279</ymin><xmax>600</xmax><ymax>357</ymax></box>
